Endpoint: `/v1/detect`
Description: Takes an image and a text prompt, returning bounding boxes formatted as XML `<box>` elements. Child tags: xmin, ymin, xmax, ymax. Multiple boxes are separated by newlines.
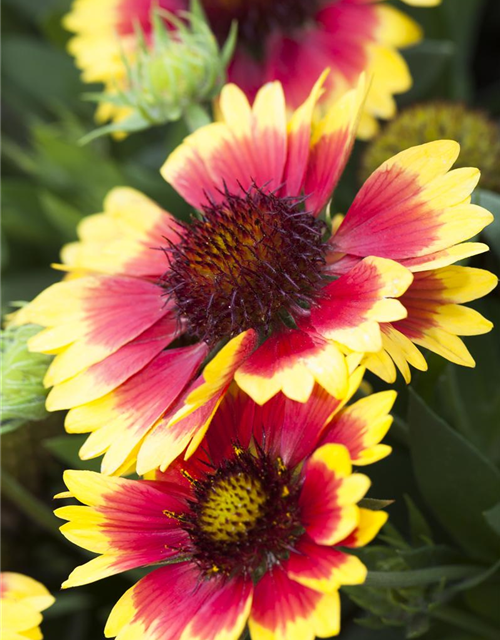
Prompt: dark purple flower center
<box><xmin>202</xmin><ymin>0</ymin><xmax>321</xmax><ymax>49</ymax></box>
<box><xmin>162</xmin><ymin>186</ymin><xmax>327</xmax><ymax>344</ymax></box>
<box><xmin>180</xmin><ymin>447</ymin><xmax>303</xmax><ymax>577</ymax></box>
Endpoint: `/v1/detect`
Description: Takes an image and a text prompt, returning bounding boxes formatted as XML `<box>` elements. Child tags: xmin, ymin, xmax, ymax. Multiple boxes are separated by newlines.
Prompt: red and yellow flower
<box><xmin>326</xmin><ymin>142</ymin><xmax>498</xmax><ymax>382</ymax></box>
<box><xmin>0</xmin><ymin>573</ymin><xmax>55</xmax><ymax>640</ymax></box>
<box><xmin>64</xmin><ymin>0</ymin><xmax>440</xmax><ymax>137</ymax></box>
<box><xmin>14</xmin><ymin>75</ymin><xmax>495</xmax><ymax>474</ymax></box>
<box><xmin>56</xmin><ymin>382</ymin><xmax>393</xmax><ymax>640</ymax></box>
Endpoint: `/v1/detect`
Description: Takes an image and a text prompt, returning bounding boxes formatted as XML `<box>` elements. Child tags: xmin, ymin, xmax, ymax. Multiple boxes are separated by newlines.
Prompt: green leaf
<box><xmin>353</xmin><ymin>617</ymin><xmax>388</xmax><ymax>631</ymax></box>
<box><xmin>440</xmin><ymin>299</ymin><xmax>500</xmax><ymax>465</ymax></box>
<box><xmin>44</xmin><ymin>435</ymin><xmax>101</xmax><ymax>472</ymax></box>
<box><xmin>404</xmin><ymin>495</ymin><xmax>433</xmax><ymax>546</ymax></box>
<box><xmin>1</xmin><ymin>233</ymin><xmax>10</xmax><ymax>270</ymax></box>
<box><xmin>29</xmin><ymin>120</ymin><xmax>125</xmax><ymax>209</ymax></box>
<box><xmin>2</xmin><ymin>36</ymin><xmax>82</xmax><ymax>111</ymax></box>
<box><xmin>2</xmin><ymin>0</ymin><xmax>54</xmax><ymax>23</ymax></box>
<box><xmin>401</xmin><ymin>40</ymin><xmax>455</xmax><ymax>104</ymax></box>
<box><xmin>408</xmin><ymin>390</ymin><xmax>500</xmax><ymax>561</ymax></box>
<box><xmin>378</xmin><ymin>522</ymin><xmax>410</xmax><ymax>550</ymax></box>
<box><xmin>221</xmin><ymin>20</ymin><xmax>238</xmax><ymax>67</ymax></box>
<box><xmin>406</xmin><ymin>612</ymin><xmax>429</xmax><ymax>639</ymax></box>
<box><xmin>0</xmin><ymin>422</ymin><xmax>25</xmax><ymax>436</ymax></box>
<box><xmin>183</xmin><ymin>104</ymin><xmax>213</xmax><ymax>133</ymax></box>
<box><xmin>363</xmin><ymin>564</ymin><xmax>486</xmax><ymax>589</ymax></box>
<box><xmin>359</xmin><ymin>498</ymin><xmax>395</xmax><ymax>511</ymax></box>
<box><xmin>402</xmin><ymin>545</ymin><xmax>461</xmax><ymax>571</ymax></box>
<box><xmin>343</xmin><ymin>620</ymin><xmax>406</xmax><ymax>639</ymax></box>
<box><xmin>2</xmin><ymin>180</ymin><xmax>55</xmax><ymax>246</ymax></box>
<box><xmin>446</xmin><ymin>559</ymin><xmax>500</xmax><ymax>595</ymax></box>
<box><xmin>2</xmin><ymin>115</ymin><xmax>129</xmax><ymax>220</ymax></box>
<box><xmin>39</xmin><ymin>191</ymin><xmax>83</xmax><ymax>241</ymax></box>
<box><xmin>484</xmin><ymin>502</ymin><xmax>500</xmax><ymax>538</ymax></box>
<box><xmin>431</xmin><ymin>604</ymin><xmax>499</xmax><ymax>640</ymax></box>
<box><xmin>440</xmin><ymin>0</ymin><xmax>486</xmax><ymax>100</ymax></box>
<box><xmin>189</xmin><ymin>0</ymin><xmax>207</xmax><ymax>22</ymax></box>
<box><xmin>79</xmin><ymin>112</ymin><xmax>154</xmax><ymax>145</ymax></box>
<box><xmin>465</xmin><ymin>581</ymin><xmax>500</xmax><ymax>628</ymax></box>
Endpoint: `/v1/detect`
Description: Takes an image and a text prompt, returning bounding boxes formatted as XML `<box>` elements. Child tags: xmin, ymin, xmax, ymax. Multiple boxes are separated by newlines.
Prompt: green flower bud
<box><xmin>360</xmin><ymin>102</ymin><xmax>500</xmax><ymax>193</ymax></box>
<box><xmin>83</xmin><ymin>1</ymin><xmax>236</xmax><ymax>141</ymax></box>
<box><xmin>1</xmin><ymin>324</ymin><xmax>52</xmax><ymax>432</ymax></box>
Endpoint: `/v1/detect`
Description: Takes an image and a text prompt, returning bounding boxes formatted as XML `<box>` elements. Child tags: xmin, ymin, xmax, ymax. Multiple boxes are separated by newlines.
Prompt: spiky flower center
<box><xmin>164</xmin><ymin>187</ymin><xmax>326</xmax><ymax>344</ymax></box>
<box><xmin>182</xmin><ymin>448</ymin><xmax>303</xmax><ymax>577</ymax></box>
<box><xmin>203</xmin><ymin>0</ymin><xmax>320</xmax><ymax>49</ymax></box>
<box><xmin>198</xmin><ymin>473</ymin><xmax>267</xmax><ymax>542</ymax></box>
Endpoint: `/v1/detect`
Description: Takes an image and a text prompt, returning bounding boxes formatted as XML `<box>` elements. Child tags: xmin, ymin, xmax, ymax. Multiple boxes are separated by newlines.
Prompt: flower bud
<box><xmin>1</xmin><ymin>324</ymin><xmax>51</xmax><ymax>431</ymax></box>
<box><xmin>84</xmin><ymin>1</ymin><xmax>236</xmax><ymax>141</ymax></box>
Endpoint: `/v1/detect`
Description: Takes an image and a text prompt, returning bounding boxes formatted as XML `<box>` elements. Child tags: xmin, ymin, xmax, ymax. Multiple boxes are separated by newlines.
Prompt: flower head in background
<box><xmin>360</xmin><ymin>101</ymin><xmax>500</xmax><ymax>192</ymax></box>
<box><xmin>64</xmin><ymin>0</ymin><xmax>440</xmax><ymax>137</ymax></box>
<box><xmin>15</xmin><ymin>74</ymin><xmax>495</xmax><ymax>475</ymax></box>
<box><xmin>0</xmin><ymin>572</ymin><xmax>54</xmax><ymax>640</ymax></box>
<box><xmin>56</xmin><ymin>381</ymin><xmax>393</xmax><ymax>640</ymax></box>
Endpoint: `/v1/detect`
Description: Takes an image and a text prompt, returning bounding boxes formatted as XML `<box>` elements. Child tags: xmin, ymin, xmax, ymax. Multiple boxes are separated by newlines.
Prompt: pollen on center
<box><xmin>198</xmin><ymin>472</ymin><xmax>267</xmax><ymax>542</ymax></box>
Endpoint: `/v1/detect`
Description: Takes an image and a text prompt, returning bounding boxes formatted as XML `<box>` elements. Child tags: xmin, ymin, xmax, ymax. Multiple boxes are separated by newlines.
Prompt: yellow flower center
<box><xmin>198</xmin><ymin>472</ymin><xmax>267</xmax><ymax>542</ymax></box>
<box><xmin>179</xmin><ymin>447</ymin><xmax>304</xmax><ymax>577</ymax></box>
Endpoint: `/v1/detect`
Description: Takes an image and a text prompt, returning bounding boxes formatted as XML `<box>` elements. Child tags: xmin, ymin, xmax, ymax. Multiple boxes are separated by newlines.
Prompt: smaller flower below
<box><xmin>56</xmin><ymin>381</ymin><xmax>393</xmax><ymax>640</ymax></box>
<box><xmin>0</xmin><ymin>572</ymin><xmax>55</xmax><ymax>640</ymax></box>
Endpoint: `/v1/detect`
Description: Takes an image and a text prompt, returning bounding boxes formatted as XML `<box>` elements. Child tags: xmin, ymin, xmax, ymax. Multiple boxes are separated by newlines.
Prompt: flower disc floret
<box><xmin>179</xmin><ymin>447</ymin><xmax>303</xmax><ymax>576</ymax></box>
<box><xmin>164</xmin><ymin>186</ymin><xmax>327</xmax><ymax>343</ymax></box>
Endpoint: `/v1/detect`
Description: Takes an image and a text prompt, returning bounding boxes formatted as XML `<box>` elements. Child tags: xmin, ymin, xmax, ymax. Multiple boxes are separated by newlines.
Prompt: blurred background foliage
<box><xmin>1</xmin><ymin>0</ymin><xmax>500</xmax><ymax>639</ymax></box>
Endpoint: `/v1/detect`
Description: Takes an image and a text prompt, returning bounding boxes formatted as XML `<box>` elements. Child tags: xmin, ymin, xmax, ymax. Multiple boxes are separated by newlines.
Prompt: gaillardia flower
<box><xmin>0</xmin><ymin>572</ymin><xmax>55</xmax><ymax>640</ymax></box>
<box><xmin>16</xmin><ymin>76</ymin><xmax>495</xmax><ymax>475</ymax></box>
<box><xmin>56</xmin><ymin>381</ymin><xmax>393</xmax><ymax>640</ymax></box>
<box><xmin>64</xmin><ymin>0</ymin><xmax>439</xmax><ymax>137</ymax></box>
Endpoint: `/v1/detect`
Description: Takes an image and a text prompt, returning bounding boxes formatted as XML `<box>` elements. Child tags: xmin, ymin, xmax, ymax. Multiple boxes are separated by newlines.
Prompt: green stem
<box><xmin>432</xmin><ymin>604</ymin><xmax>499</xmax><ymax>640</ymax></box>
<box><xmin>184</xmin><ymin>103</ymin><xmax>212</xmax><ymax>132</ymax></box>
<box><xmin>364</xmin><ymin>565</ymin><xmax>484</xmax><ymax>589</ymax></box>
<box><xmin>1</xmin><ymin>468</ymin><xmax>60</xmax><ymax>539</ymax></box>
